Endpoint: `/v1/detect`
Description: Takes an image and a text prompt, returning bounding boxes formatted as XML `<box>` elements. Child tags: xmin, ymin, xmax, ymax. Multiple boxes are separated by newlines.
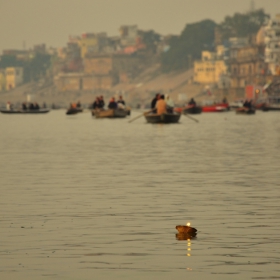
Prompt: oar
<box><xmin>183</xmin><ymin>112</ymin><xmax>199</xmax><ymax>123</ymax></box>
<box><xmin>128</xmin><ymin>109</ymin><xmax>154</xmax><ymax>123</ymax></box>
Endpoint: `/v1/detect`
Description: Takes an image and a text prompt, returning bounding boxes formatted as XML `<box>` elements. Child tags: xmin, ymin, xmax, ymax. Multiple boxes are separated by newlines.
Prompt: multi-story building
<box><xmin>0</xmin><ymin>69</ymin><xmax>6</xmax><ymax>91</ymax></box>
<box><xmin>5</xmin><ymin>67</ymin><xmax>23</xmax><ymax>90</ymax></box>
<box><xmin>263</xmin><ymin>14</ymin><xmax>280</xmax><ymax>75</ymax></box>
<box><xmin>119</xmin><ymin>25</ymin><xmax>138</xmax><ymax>46</ymax></box>
<box><xmin>194</xmin><ymin>50</ymin><xmax>228</xmax><ymax>84</ymax></box>
<box><xmin>79</xmin><ymin>32</ymin><xmax>108</xmax><ymax>58</ymax></box>
<box><xmin>228</xmin><ymin>44</ymin><xmax>265</xmax><ymax>88</ymax></box>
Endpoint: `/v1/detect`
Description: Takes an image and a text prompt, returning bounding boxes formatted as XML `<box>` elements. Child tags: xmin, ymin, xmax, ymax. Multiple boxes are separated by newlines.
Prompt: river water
<box><xmin>0</xmin><ymin>109</ymin><xmax>280</xmax><ymax>280</ymax></box>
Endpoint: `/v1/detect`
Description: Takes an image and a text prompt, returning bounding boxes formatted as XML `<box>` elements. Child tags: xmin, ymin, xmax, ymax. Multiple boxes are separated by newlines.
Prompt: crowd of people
<box><xmin>6</xmin><ymin>101</ymin><xmax>44</xmax><ymax>111</ymax></box>
<box><xmin>92</xmin><ymin>95</ymin><xmax>126</xmax><ymax>110</ymax></box>
<box><xmin>243</xmin><ymin>99</ymin><xmax>253</xmax><ymax>109</ymax></box>
<box><xmin>150</xmin><ymin>93</ymin><xmax>175</xmax><ymax>114</ymax></box>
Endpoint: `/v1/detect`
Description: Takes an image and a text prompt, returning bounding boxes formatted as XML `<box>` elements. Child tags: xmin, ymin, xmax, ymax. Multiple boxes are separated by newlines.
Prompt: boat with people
<box><xmin>92</xmin><ymin>108</ymin><xmax>128</xmax><ymax>118</ymax></box>
<box><xmin>0</xmin><ymin>108</ymin><xmax>50</xmax><ymax>114</ymax></box>
<box><xmin>183</xmin><ymin>106</ymin><xmax>202</xmax><ymax>114</ymax></box>
<box><xmin>261</xmin><ymin>96</ymin><xmax>280</xmax><ymax>111</ymax></box>
<box><xmin>91</xmin><ymin>107</ymin><xmax>130</xmax><ymax>116</ymax></box>
<box><xmin>66</xmin><ymin>108</ymin><xmax>83</xmax><ymax>115</ymax></box>
<box><xmin>66</xmin><ymin>101</ymin><xmax>83</xmax><ymax>115</ymax></box>
<box><xmin>144</xmin><ymin>112</ymin><xmax>181</xmax><ymax>124</ymax></box>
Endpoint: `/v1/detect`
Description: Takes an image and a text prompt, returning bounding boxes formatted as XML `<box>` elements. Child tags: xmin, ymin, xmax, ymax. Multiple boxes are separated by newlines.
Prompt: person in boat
<box><xmin>22</xmin><ymin>102</ymin><xmax>27</xmax><ymax>110</ymax></box>
<box><xmin>117</xmin><ymin>95</ymin><xmax>126</xmax><ymax>106</ymax></box>
<box><xmin>76</xmin><ymin>101</ymin><xmax>81</xmax><ymax>108</ymax></box>
<box><xmin>6</xmin><ymin>101</ymin><xmax>11</xmax><ymax>110</ymax></box>
<box><xmin>34</xmin><ymin>102</ymin><xmax>40</xmax><ymax>110</ymax></box>
<box><xmin>156</xmin><ymin>94</ymin><xmax>167</xmax><ymax>115</ymax></box>
<box><xmin>92</xmin><ymin>97</ymin><xmax>100</xmax><ymax>109</ymax></box>
<box><xmin>243</xmin><ymin>99</ymin><xmax>252</xmax><ymax>109</ymax></box>
<box><xmin>71</xmin><ymin>102</ymin><xmax>77</xmax><ymax>109</ymax></box>
<box><xmin>151</xmin><ymin>93</ymin><xmax>161</xmax><ymax>113</ymax></box>
<box><xmin>29</xmin><ymin>103</ymin><xmax>35</xmax><ymax>110</ymax></box>
<box><xmin>99</xmin><ymin>96</ymin><xmax>105</xmax><ymax>109</ymax></box>
<box><xmin>42</xmin><ymin>102</ymin><xmax>47</xmax><ymax>108</ymax></box>
<box><xmin>108</xmin><ymin>97</ymin><xmax>118</xmax><ymax>109</ymax></box>
<box><xmin>188</xmin><ymin>98</ymin><xmax>196</xmax><ymax>107</ymax></box>
<box><xmin>165</xmin><ymin>94</ymin><xmax>174</xmax><ymax>113</ymax></box>
<box><xmin>222</xmin><ymin>97</ymin><xmax>228</xmax><ymax>104</ymax></box>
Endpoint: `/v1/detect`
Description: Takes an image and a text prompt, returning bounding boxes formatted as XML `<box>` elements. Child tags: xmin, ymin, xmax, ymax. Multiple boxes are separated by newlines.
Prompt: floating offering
<box><xmin>175</xmin><ymin>224</ymin><xmax>197</xmax><ymax>235</ymax></box>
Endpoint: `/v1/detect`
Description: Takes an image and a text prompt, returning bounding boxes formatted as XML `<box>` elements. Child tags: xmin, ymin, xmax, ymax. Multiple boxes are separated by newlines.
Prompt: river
<box><xmin>0</xmin><ymin>109</ymin><xmax>280</xmax><ymax>280</ymax></box>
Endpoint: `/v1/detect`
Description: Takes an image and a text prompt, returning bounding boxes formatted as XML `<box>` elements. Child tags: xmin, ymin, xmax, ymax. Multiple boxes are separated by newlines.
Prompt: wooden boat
<box><xmin>262</xmin><ymin>105</ymin><xmax>280</xmax><ymax>111</ymax></box>
<box><xmin>183</xmin><ymin>106</ymin><xmax>202</xmax><ymax>114</ymax></box>
<box><xmin>92</xmin><ymin>108</ymin><xmax>127</xmax><ymax>118</ymax></box>
<box><xmin>66</xmin><ymin>108</ymin><xmax>83</xmax><ymax>115</ymax></box>
<box><xmin>92</xmin><ymin>107</ymin><xmax>131</xmax><ymax>117</ymax></box>
<box><xmin>255</xmin><ymin>96</ymin><xmax>280</xmax><ymax>112</ymax></box>
<box><xmin>202</xmin><ymin>103</ymin><xmax>229</xmax><ymax>112</ymax></box>
<box><xmin>0</xmin><ymin>109</ymin><xmax>50</xmax><ymax>114</ymax></box>
<box><xmin>144</xmin><ymin>113</ymin><xmax>181</xmax><ymax>123</ymax></box>
<box><xmin>236</xmin><ymin>107</ymin><xmax>256</xmax><ymax>114</ymax></box>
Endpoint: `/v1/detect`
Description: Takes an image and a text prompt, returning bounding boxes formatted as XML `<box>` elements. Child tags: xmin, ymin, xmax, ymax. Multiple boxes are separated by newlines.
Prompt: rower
<box><xmin>151</xmin><ymin>93</ymin><xmax>160</xmax><ymax>113</ymax></box>
<box><xmin>92</xmin><ymin>97</ymin><xmax>100</xmax><ymax>109</ymax></box>
<box><xmin>117</xmin><ymin>95</ymin><xmax>125</xmax><ymax>107</ymax></box>
<box><xmin>156</xmin><ymin>95</ymin><xmax>167</xmax><ymax>115</ymax></box>
<box><xmin>108</xmin><ymin>97</ymin><xmax>118</xmax><ymax>109</ymax></box>
<box><xmin>99</xmin><ymin>96</ymin><xmax>105</xmax><ymax>108</ymax></box>
<box><xmin>188</xmin><ymin>98</ymin><xmax>196</xmax><ymax>106</ymax></box>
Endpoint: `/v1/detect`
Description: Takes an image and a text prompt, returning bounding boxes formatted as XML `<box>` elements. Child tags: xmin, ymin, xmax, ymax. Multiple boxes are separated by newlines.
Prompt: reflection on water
<box><xmin>0</xmin><ymin>110</ymin><xmax>280</xmax><ymax>280</ymax></box>
<box><xmin>175</xmin><ymin>233</ymin><xmax>197</xmax><ymax>241</ymax></box>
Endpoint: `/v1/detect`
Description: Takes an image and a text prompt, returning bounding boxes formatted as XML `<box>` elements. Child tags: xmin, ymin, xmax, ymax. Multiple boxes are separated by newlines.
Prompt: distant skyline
<box><xmin>0</xmin><ymin>0</ymin><xmax>279</xmax><ymax>53</ymax></box>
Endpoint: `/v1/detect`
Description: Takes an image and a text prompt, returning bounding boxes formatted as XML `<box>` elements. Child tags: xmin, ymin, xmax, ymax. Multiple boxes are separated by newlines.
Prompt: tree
<box><xmin>161</xmin><ymin>19</ymin><xmax>216</xmax><ymax>72</ymax></box>
<box><xmin>0</xmin><ymin>53</ymin><xmax>51</xmax><ymax>82</ymax></box>
<box><xmin>218</xmin><ymin>9</ymin><xmax>270</xmax><ymax>41</ymax></box>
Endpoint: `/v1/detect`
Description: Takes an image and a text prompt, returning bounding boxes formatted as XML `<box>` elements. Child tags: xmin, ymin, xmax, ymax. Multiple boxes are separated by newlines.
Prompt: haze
<box><xmin>0</xmin><ymin>0</ymin><xmax>279</xmax><ymax>52</ymax></box>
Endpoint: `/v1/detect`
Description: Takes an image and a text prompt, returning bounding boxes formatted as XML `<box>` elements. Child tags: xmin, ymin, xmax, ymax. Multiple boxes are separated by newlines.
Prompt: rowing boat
<box><xmin>144</xmin><ymin>113</ymin><xmax>181</xmax><ymax>123</ymax></box>
<box><xmin>0</xmin><ymin>109</ymin><xmax>50</xmax><ymax>114</ymax></box>
<box><xmin>183</xmin><ymin>106</ymin><xmax>202</xmax><ymax>114</ymax></box>
<box><xmin>92</xmin><ymin>109</ymin><xmax>127</xmax><ymax>118</ymax></box>
<box><xmin>66</xmin><ymin>108</ymin><xmax>83</xmax><ymax>115</ymax></box>
<box><xmin>236</xmin><ymin>108</ymin><xmax>256</xmax><ymax>114</ymax></box>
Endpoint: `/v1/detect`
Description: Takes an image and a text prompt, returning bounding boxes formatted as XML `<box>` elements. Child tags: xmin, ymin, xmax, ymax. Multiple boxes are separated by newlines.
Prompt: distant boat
<box><xmin>202</xmin><ymin>103</ymin><xmax>229</xmax><ymax>112</ymax></box>
<box><xmin>262</xmin><ymin>96</ymin><xmax>280</xmax><ymax>111</ymax></box>
<box><xmin>0</xmin><ymin>109</ymin><xmax>50</xmax><ymax>114</ymax></box>
<box><xmin>66</xmin><ymin>108</ymin><xmax>83</xmax><ymax>115</ymax></box>
<box><xmin>183</xmin><ymin>106</ymin><xmax>202</xmax><ymax>114</ymax></box>
<box><xmin>144</xmin><ymin>113</ymin><xmax>181</xmax><ymax>124</ymax></box>
<box><xmin>236</xmin><ymin>107</ymin><xmax>256</xmax><ymax>114</ymax></box>
<box><xmin>92</xmin><ymin>109</ymin><xmax>128</xmax><ymax>118</ymax></box>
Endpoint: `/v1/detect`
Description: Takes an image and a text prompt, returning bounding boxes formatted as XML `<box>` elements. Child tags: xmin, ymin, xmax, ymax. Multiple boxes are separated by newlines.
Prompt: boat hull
<box><xmin>144</xmin><ymin>113</ymin><xmax>181</xmax><ymax>124</ymax></box>
<box><xmin>236</xmin><ymin>108</ymin><xmax>256</xmax><ymax>114</ymax></box>
<box><xmin>0</xmin><ymin>109</ymin><xmax>50</xmax><ymax>114</ymax></box>
<box><xmin>202</xmin><ymin>103</ymin><xmax>229</xmax><ymax>112</ymax></box>
<box><xmin>66</xmin><ymin>108</ymin><xmax>83</xmax><ymax>115</ymax></box>
<box><xmin>262</xmin><ymin>106</ymin><xmax>280</xmax><ymax>111</ymax></box>
<box><xmin>92</xmin><ymin>109</ymin><xmax>127</xmax><ymax>118</ymax></box>
<box><xmin>183</xmin><ymin>106</ymin><xmax>202</xmax><ymax>114</ymax></box>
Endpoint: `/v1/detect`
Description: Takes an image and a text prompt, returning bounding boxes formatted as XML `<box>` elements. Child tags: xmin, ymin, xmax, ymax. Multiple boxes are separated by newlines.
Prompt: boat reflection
<box><xmin>175</xmin><ymin>233</ymin><xmax>197</xmax><ymax>241</ymax></box>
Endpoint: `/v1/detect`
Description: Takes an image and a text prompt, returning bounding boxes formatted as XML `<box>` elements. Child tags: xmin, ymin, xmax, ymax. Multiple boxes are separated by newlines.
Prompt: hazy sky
<box><xmin>0</xmin><ymin>0</ymin><xmax>279</xmax><ymax>52</ymax></box>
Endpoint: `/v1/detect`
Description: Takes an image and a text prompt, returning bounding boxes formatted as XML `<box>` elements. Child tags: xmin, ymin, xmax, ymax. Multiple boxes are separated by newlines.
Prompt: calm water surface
<box><xmin>0</xmin><ymin>110</ymin><xmax>280</xmax><ymax>280</ymax></box>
